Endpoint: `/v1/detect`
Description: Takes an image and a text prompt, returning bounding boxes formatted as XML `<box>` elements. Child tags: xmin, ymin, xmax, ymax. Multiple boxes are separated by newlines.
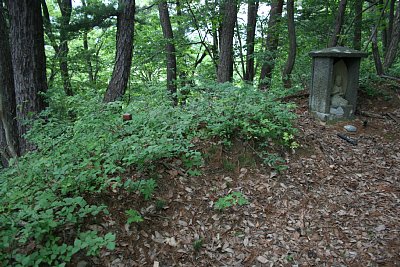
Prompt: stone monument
<box><xmin>309</xmin><ymin>46</ymin><xmax>367</xmax><ymax>121</ymax></box>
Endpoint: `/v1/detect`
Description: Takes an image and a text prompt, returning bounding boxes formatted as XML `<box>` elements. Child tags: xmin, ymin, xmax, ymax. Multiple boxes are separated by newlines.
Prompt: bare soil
<box><xmin>76</xmin><ymin>86</ymin><xmax>400</xmax><ymax>267</ymax></box>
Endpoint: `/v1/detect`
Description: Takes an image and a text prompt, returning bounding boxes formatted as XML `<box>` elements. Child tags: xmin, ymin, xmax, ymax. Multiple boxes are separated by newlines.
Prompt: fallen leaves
<box><xmin>85</xmin><ymin>102</ymin><xmax>400</xmax><ymax>267</ymax></box>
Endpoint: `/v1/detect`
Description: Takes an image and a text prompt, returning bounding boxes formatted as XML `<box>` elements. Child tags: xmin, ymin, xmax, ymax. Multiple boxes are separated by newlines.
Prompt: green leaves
<box><xmin>125</xmin><ymin>209</ymin><xmax>144</xmax><ymax>224</ymax></box>
<box><xmin>214</xmin><ymin>192</ymin><xmax>249</xmax><ymax>211</ymax></box>
<box><xmin>0</xmin><ymin>82</ymin><xmax>297</xmax><ymax>266</ymax></box>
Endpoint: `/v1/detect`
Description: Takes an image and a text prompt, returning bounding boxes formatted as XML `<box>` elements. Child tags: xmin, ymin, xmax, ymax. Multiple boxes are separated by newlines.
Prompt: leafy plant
<box><xmin>125</xmin><ymin>209</ymin><xmax>144</xmax><ymax>224</ymax></box>
<box><xmin>0</xmin><ymin>82</ymin><xmax>297</xmax><ymax>265</ymax></box>
<box><xmin>155</xmin><ymin>198</ymin><xmax>166</xmax><ymax>210</ymax></box>
<box><xmin>214</xmin><ymin>192</ymin><xmax>249</xmax><ymax>210</ymax></box>
<box><xmin>193</xmin><ymin>238</ymin><xmax>203</xmax><ymax>252</ymax></box>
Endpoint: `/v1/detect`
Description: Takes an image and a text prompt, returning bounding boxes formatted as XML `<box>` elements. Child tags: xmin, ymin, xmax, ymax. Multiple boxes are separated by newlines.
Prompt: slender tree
<box><xmin>82</xmin><ymin>0</ymin><xmax>94</xmax><ymax>83</ymax></box>
<box><xmin>58</xmin><ymin>0</ymin><xmax>73</xmax><ymax>95</ymax></box>
<box><xmin>353</xmin><ymin>0</ymin><xmax>363</xmax><ymax>50</ymax></box>
<box><xmin>42</xmin><ymin>0</ymin><xmax>73</xmax><ymax>96</ymax></box>
<box><xmin>7</xmin><ymin>0</ymin><xmax>48</xmax><ymax>154</ymax></box>
<box><xmin>158</xmin><ymin>0</ymin><xmax>177</xmax><ymax>105</ymax></box>
<box><xmin>217</xmin><ymin>0</ymin><xmax>238</xmax><ymax>83</ymax></box>
<box><xmin>259</xmin><ymin>0</ymin><xmax>284</xmax><ymax>90</ymax></box>
<box><xmin>282</xmin><ymin>0</ymin><xmax>296</xmax><ymax>88</ymax></box>
<box><xmin>104</xmin><ymin>0</ymin><xmax>135</xmax><ymax>102</ymax></box>
<box><xmin>384</xmin><ymin>0</ymin><xmax>400</xmax><ymax>69</ymax></box>
<box><xmin>244</xmin><ymin>0</ymin><xmax>259</xmax><ymax>83</ymax></box>
<box><xmin>387</xmin><ymin>0</ymin><xmax>396</xmax><ymax>47</ymax></box>
<box><xmin>329</xmin><ymin>0</ymin><xmax>347</xmax><ymax>47</ymax></box>
<box><xmin>0</xmin><ymin>0</ymin><xmax>19</xmax><ymax>163</ymax></box>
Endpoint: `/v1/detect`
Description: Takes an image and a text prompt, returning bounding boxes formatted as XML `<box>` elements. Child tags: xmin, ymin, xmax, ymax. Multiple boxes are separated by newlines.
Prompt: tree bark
<box><xmin>217</xmin><ymin>0</ymin><xmax>238</xmax><ymax>83</ymax></box>
<box><xmin>282</xmin><ymin>0</ymin><xmax>296</xmax><ymax>88</ymax></box>
<box><xmin>158</xmin><ymin>0</ymin><xmax>178</xmax><ymax>105</ymax></box>
<box><xmin>259</xmin><ymin>0</ymin><xmax>284</xmax><ymax>90</ymax></box>
<box><xmin>103</xmin><ymin>0</ymin><xmax>135</xmax><ymax>103</ymax></box>
<box><xmin>57</xmin><ymin>0</ymin><xmax>73</xmax><ymax>96</ymax></box>
<box><xmin>353</xmin><ymin>0</ymin><xmax>363</xmax><ymax>50</ymax></box>
<box><xmin>244</xmin><ymin>0</ymin><xmax>259</xmax><ymax>83</ymax></box>
<box><xmin>329</xmin><ymin>0</ymin><xmax>347</xmax><ymax>47</ymax></box>
<box><xmin>384</xmin><ymin>0</ymin><xmax>400</xmax><ymax>69</ymax></box>
<box><xmin>82</xmin><ymin>0</ymin><xmax>94</xmax><ymax>83</ymax></box>
<box><xmin>372</xmin><ymin>28</ymin><xmax>384</xmax><ymax>75</ymax></box>
<box><xmin>387</xmin><ymin>0</ymin><xmax>396</xmax><ymax>45</ymax></box>
<box><xmin>0</xmin><ymin>0</ymin><xmax>19</xmax><ymax>163</ymax></box>
<box><xmin>7</xmin><ymin>0</ymin><xmax>48</xmax><ymax>154</ymax></box>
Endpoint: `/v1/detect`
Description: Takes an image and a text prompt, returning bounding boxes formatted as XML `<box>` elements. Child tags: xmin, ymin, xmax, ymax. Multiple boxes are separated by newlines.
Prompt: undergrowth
<box><xmin>0</xmin><ymin>83</ymin><xmax>297</xmax><ymax>266</ymax></box>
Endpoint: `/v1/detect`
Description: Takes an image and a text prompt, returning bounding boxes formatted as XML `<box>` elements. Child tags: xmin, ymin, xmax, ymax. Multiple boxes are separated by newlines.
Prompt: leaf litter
<box><xmin>75</xmin><ymin>93</ymin><xmax>400</xmax><ymax>266</ymax></box>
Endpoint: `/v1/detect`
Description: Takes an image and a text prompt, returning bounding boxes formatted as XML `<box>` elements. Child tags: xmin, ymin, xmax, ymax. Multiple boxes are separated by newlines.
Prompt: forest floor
<box><xmin>76</xmin><ymin>84</ymin><xmax>400</xmax><ymax>267</ymax></box>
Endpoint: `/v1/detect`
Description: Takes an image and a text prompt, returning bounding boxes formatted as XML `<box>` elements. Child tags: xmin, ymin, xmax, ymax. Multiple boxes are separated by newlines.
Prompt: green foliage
<box><xmin>193</xmin><ymin>238</ymin><xmax>203</xmax><ymax>252</ymax></box>
<box><xmin>125</xmin><ymin>209</ymin><xmax>144</xmax><ymax>224</ymax></box>
<box><xmin>214</xmin><ymin>192</ymin><xmax>249</xmax><ymax>210</ymax></box>
<box><xmin>259</xmin><ymin>151</ymin><xmax>288</xmax><ymax>173</ymax></box>
<box><xmin>155</xmin><ymin>199</ymin><xmax>166</xmax><ymax>210</ymax></box>
<box><xmin>0</xmin><ymin>82</ymin><xmax>296</xmax><ymax>265</ymax></box>
<box><xmin>124</xmin><ymin>179</ymin><xmax>157</xmax><ymax>200</ymax></box>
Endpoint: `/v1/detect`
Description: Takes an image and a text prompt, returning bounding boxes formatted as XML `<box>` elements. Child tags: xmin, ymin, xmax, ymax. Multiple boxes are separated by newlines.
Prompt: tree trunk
<box><xmin>58</xmin><ymin>0</ymin><xmax>73</xmax><ymax>96</ymax></box>
<box><xmin>217</xmin><ymin>0</ymin><xmax>238</xmax><ymax>83</ymax></box>
<box><xmin>282</xmin><ymin>0</ymin><xmax>296</xmax><ymax>88</ymax></box>
<box><xmin>384</xmin><ymin>0</ymin><xmax>400</xmax><ymax>69</ymax></box>
<box><xmin>259</xmin><ymin>0</ymin><xmax>284</xmax><ymax>90</ymax></box>
<box><xmin>353</xmin><ymin>0</ymin><xmax>363</xmax><ymax>50</ymax></box>
<box><xmin>372</xmin><ymin>28</ymin><xmax>384</xmax><ymax>75</ymax></box>
<box><xmin>387</xmin><ymin>0</ymin><xmax>396</xmax><ymax>45</ymax></box>
<box><xmin>82</xmin><ymin>0</ymin><xmax>94</xmax><ymax>83</ymax></box>
<box><xmin>244</xmin><ymin>0</ymin><xmax>259</xmax><ymax>83</ymax></box>
<box><xmin>103</xmin><ymin>0</ymin><xmax>135</xmax><ymax>103</ymax></box>
<box><xmin>0</xmin><ymin>0</ymin><xmax>19</xmax><ymax>163</ymax></box>
<box><xmin>7</xmin><ymin>0</ymin><xmax>48</xmax><ymax>154</ymax></box>
<box><xmin>329</xmin><ymin>0</ymin><xmax>347</xmax><ymax>47</ymax></box>
<box><xmin>158</xmin><ymin>0</ymin><xmax>178</xmax><ymax>105</ymax></box>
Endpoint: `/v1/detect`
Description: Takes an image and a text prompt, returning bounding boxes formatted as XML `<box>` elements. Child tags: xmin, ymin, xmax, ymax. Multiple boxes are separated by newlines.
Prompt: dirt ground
<box><xmin>76</xmin><ymin>85</ymin><xmax>400</xmax><ymax>267</ymax></box>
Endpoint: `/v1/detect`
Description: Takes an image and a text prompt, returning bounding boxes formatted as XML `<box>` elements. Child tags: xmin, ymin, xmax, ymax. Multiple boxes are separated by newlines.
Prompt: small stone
<box><xmin>257</xmin><ymin>256</ymin><xmax>268</xmax><ymax>264</ymax></box>
<box><xmin>374</xmin><ymin>224</ymin><xmax>386</xmax><ymax>232</ymax></box>
<box><xmin>344</xmin><ymin>125</ymin><xmax>357</xmax><ymax>132</ymax></box>
<box><xmin>330</xmin><ymin>106</ymin><xmax>344</xmax><ymax>116</ymax></box>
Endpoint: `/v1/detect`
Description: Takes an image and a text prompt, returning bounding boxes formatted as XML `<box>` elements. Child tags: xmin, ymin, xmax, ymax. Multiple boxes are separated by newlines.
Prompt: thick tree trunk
<box><xmin>282</xmin><ymin>0</ymin><xmax>296</xmax><ymax>88</ymax></box>
<box><xmin>0</xmin><ymin>1</ymin><xmax>19</xmax><ymax>163</ymax></box>
<box><xmin>58</xmin><ymin>0</ymin><xmax>73</xmax><ymax>96</ymax></box>
<box><xmin>244</xmin><ymin>0</ymin><xmax>259</xmax><ymax>83</ymax></box>
<box><xmin>259</xmin><ymin>0</ymin><xmax>284</xmax><ymax>90</ymax></box>
<box><xmin>158</xmin><ymin>0</ymin><xmax>178</xmax><ymax>105</ymax></box>
<box><xmin>7</xmin><ymin>0</ymin><xmax>48</xmax><ymax>154</ymax></box>
<box><xmin>103</xmin><ymin>0</ymin><xmax>135</xmax><ymax>103</ymax></box>
<box><xmin>353</xmin><ymin>0</ymin><xmax>363</xmax><ymax>50</ymax></box>
<box><xmin>217</xmin><ymin>0</ymin><xmax>238</xmax><ymax>83</ymax></box>
<box><xmin>329</xmin><ymin>0</ymin><xmax>347</xmax><ymax>47</ymax></box>
<box><xmin>384</xmin><ymin>0</ymin><xmax>400</xmax><ymax>69</ymax></box>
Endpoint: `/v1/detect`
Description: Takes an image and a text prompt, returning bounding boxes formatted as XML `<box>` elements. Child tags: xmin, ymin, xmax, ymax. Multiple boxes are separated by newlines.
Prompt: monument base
<box><xmin>312</xmin><ymin>105</ymin><xmax>355</xmax><ymax>121</ymax></box>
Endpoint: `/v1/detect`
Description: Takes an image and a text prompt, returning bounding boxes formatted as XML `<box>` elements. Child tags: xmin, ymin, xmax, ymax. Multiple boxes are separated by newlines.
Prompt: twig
<box><xmin>386</xmin><ymin>113</ymin><xmax>400</xmax><ymax>124</ymax></box>
<box><xmin>337</xmin><ymin>133</ymin><xmax>358</xmax><ymax>146</ymax></box>
<box><xmin>359</xmin><ymin>110</ymin><xmax>386</xmax><ymax>119</ymax></box>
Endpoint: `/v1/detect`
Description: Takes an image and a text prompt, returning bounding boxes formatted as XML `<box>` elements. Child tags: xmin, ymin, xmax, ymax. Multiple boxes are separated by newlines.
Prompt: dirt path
<box><xmin>82</xmin><ymin>92</ymin><xmax>400</xmax><ymax>267</ymax></box>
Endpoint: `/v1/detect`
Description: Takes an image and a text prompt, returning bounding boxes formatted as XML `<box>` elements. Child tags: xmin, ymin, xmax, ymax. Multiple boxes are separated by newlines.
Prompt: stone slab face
<box><xmin>310</xmin><ymin>57</ymin><xmax>333</xmax><ymax>114</ymax></box>
<box><xmin>309</xmin><ymin>46</ymin><xmax>367</xmax><ymax>121</ymax></box>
